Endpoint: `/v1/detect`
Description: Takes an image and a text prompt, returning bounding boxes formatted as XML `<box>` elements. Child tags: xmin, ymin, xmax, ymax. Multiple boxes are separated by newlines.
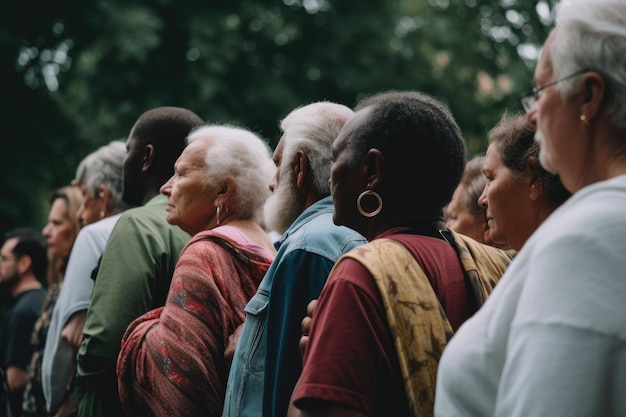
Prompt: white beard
<box><xmin>535</xmin><ymin>130</ymin><xmax>557</xmax><ymax>174</ymax></box>
<box><xmin>263</xmin><ymin>170</ymin><xmax>303</xmax><ymax>235</ymax></box>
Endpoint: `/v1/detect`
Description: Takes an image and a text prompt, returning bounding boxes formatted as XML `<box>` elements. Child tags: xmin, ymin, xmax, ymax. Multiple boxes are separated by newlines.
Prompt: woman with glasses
<box><xmin>436</xmin><ymin>1</ymin><xmax>626</xmax><ymax>416</ymax></box>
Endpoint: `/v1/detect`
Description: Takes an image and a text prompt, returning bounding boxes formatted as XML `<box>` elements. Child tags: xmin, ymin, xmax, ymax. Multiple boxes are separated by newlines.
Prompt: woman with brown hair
<box><xmin>478</xmin><ymin>114</ymin><xmax>570</xmax><ymax>251</ymax></box>
<box><xmin>22</xmin><ymin>185</ymin><xmax>82</xmax><ymax>417</ymax></box>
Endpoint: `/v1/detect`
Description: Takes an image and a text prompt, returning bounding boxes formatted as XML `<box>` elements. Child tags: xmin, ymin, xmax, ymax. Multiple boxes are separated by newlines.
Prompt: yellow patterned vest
<box><xmin>338</xmin><ymin>232</ymin><xmax>514</xmax><ymax>416</ymax></box>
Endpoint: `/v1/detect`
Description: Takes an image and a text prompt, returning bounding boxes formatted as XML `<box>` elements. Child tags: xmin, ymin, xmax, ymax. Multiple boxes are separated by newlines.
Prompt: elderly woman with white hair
<box><xmin>436</xmin><ymin>1</ymin><xmax>626</xmax><ymax>416</ymax></box>
<box><xmin>116</xmin><ymin>125</ymin><xmax>276</xmax><ymax>417</ymax></box>
<box><xmin>41</xmin><ymin>140</ymin><xmax>130</xmax><ymax>417</ymax></box>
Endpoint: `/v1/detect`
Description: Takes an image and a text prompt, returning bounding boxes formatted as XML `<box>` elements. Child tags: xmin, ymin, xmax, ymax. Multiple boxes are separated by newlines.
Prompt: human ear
<box><xmin>579</xmin><ymin>72</ymin><xmax>606</xmax><ymax>124</ymax></box>
<box><xmin>17</xmin><ymin>255</ymin><xmax>32</xmax><ymax>276</ymax></box>
<box><xmin>526</xmin><ymin>156</ymin><xmax>543</xmax><ymax>201</ymax></box>
<box><xmin>293</xmin><ymin>150</ymin><xmax>311</xmax><ymax>190</ymax></box>
<box><xmin>142</xmin><ymin>144</ymin><xmax>155</xmax><ymax>172</ymax></box>
<box><xmin>366</xmin><ymin>149</ymin><xmax>385</xmax><ymax>190</ymax></box>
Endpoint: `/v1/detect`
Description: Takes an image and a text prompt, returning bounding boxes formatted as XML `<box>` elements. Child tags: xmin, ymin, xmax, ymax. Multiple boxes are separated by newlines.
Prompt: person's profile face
<box><xmin>162</xmin><ymin>138</ymin><xmax>217</xmax><ymax>235</ymax></box>
<box><xmin>42</xmin><ymin>197</ymin><xmax>75</xmax><ymax>259</ymax></box>
<box><xmin>0</xmin><ymin>238</ymin><xmax>20</xmax><ymax>286</ymax></box>
<box><xmin>263</xmin><ymin>139</ymin><xmax>302</xmax><ymax>235</ymax></box>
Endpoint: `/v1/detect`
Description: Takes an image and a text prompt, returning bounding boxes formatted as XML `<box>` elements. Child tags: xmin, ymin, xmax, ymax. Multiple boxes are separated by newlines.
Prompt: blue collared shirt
<box><xmin>222</xmin><ymin>196</ymin><xmax>366</xmax><ymax>417</ymax></box>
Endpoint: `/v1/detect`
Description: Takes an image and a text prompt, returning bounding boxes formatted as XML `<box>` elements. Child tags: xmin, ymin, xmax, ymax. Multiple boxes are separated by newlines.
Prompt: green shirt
<box><xmin>75</xmin><ymin>194</ymin><xmax>190</xmax><ymax>417</ymax></box>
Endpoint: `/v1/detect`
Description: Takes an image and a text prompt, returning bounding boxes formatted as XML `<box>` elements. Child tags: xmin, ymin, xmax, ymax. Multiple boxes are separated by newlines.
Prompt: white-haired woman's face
<box><xmin>160</xmin><ymin>138</ymin><xmax>218</xmax><ymax>236</ymax></box>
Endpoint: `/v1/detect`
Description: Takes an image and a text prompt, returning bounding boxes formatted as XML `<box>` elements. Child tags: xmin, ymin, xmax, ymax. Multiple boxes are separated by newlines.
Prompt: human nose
<box><xmin>160</xmin><ymin>176</ymin><xmax>173</xmax><ymax>196</ymax></box>
<box><xmin>42</xmin><ymin>223</ymin><xmax>51</xmax><ymax>237</ymax></box>
<box><xmin>526</xmin><ymin>105</ymin><xmax>538</xmax><ymax>128</ymax></box>
<box><xmin>478</xmin><ymin>186</ymin><xmax>488</xmax><ymax>209</ymax></box>
<box><xmin>268</xmin><ymin>171</ymin><xmax>278</xmax><ymax>193</ymax></box>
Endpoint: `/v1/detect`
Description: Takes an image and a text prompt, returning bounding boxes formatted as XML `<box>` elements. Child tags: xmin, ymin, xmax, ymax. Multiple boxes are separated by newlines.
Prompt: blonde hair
<box><xmin>46</xmin><ymin>185</ymin><xmax>83</xmax><ymax>285</ymax></box>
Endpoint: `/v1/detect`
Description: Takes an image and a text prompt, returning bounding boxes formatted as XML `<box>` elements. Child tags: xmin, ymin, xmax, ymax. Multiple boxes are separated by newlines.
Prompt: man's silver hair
<box><xmin>279</xmin><ymin>102</ymin><xmax>354</xmax><ymax>196</ymax></box>
<box><xmin>75</xmin><ymin>140</ymin><xmax>129</xmax><ymax>212</ymax></box>
<box><xmin>187</xmin><ymin>124</ymin><xmax>274</xmax><ymax>221</ymax></box>
<box><xmin>552</xmin><ymin>0</ymin><xmax>626</xmax><ymax>129</ymax></box>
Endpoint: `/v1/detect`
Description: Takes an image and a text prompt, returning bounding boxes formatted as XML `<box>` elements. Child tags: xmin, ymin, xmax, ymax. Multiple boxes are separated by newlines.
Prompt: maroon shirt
<box><xmin>293</xmin><ymin>229</ymin><xmax>471</xmax><ymax>416</ymax></box>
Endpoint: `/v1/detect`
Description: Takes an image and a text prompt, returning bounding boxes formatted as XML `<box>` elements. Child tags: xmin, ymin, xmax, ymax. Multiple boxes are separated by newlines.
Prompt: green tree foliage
<box><xmin>0</xmin><ymin>0</ymin><xmax>558</xmax><ymax>234</ymax></box>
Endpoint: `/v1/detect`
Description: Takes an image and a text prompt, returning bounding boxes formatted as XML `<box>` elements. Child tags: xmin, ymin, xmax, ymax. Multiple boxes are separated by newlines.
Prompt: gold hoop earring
<box><xmin>357</xmin><ymin>190</ymin><xmax>382</xmax><ymax>218</ymax></box>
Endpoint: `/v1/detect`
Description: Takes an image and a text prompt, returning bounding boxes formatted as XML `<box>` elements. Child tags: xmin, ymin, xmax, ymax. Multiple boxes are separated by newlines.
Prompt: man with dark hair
<box><xmin>75</xmin><ymin>107</ymin><xmax>204</xmax><ymax>417</ymax></box>
<box><xmin>0</xmin><ymin>228</ymin><xmax>47</xmax><ymax>417</ymax></box>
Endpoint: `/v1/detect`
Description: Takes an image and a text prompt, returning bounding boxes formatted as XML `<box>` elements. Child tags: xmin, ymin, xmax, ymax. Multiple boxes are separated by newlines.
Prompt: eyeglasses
<box><xmin>521</xmin><ymin>70</ymin><xmax>588</xmax><ymax>113</ymax></box>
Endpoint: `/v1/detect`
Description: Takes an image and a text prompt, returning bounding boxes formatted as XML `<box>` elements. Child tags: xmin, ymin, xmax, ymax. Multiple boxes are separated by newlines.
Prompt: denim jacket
<box><xmin>222</xmin><ymin>196</ymin><xmax>366</xmax><ymax>417</ymax></box>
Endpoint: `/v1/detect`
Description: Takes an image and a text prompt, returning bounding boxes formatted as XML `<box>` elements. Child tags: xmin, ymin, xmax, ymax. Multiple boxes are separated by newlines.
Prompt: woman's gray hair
<box><xmin>75</xmin><ymin>140</ymin><xmax>130</xmax><ymax>212</ymax></box>
<box><xmin>187</xmin><ymin>125</ymin><xmax>274</xmax><ymax>221</ymax></box>
<box><xmin>280</xmin><ymin>102</ymin><xmax>354</xmax><ymax>196</ymax></box>
<box><xmin>552</xmin><ymin>0</ymin><xmax>626</xmax><ymax>129</ymax></box>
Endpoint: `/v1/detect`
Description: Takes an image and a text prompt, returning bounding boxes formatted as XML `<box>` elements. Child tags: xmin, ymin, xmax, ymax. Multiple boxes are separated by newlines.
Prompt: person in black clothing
<box><xmin>0</xmin><ymin>229</ymin><xmax>47</xmax><ymax>417</ymax></box>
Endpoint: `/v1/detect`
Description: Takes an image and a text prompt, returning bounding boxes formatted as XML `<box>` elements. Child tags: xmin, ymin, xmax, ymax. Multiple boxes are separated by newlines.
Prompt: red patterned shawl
<box><xmin>116</xmin><ymin>229</ymin><xmax>272</xmax><ymax>417</ymax></box>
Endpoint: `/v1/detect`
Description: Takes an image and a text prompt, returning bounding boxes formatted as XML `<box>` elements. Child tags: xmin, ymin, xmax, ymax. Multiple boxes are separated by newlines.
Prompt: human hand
<box><xmin>298</xmin><ymin>299</ymin><xmax>318</xmax><ymax>358</ymax></box>
<box><xmin>60</xmin><ymin>310</ymin><xmax>87</xmax><ymax>350</ymax></box>
<box><xmin>225</xmin><ymin>322</ymin><xmax>245</xmax><ymax>372</ymax></box>
<box><xmin>53</xmin><ymin>394</ymin><xmax>77</xmax><ymax>417</ymax></box>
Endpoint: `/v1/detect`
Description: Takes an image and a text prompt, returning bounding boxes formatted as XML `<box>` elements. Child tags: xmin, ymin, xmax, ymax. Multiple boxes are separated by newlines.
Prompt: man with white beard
<box><xmin>222</xmin><ymin>102</ymin><xmax>367</xmax><ymax>417</ymax></box>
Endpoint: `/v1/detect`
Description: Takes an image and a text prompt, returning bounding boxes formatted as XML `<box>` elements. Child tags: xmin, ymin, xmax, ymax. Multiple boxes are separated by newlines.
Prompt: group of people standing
<box><xmin>1</xmin><ymin>0</ymin><xmax>625</xmax><ymax>416</ymax></box>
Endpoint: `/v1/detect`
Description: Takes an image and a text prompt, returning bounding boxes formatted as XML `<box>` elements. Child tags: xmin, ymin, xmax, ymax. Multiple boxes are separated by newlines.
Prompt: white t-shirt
<box><xmin>41</xmin><ymin>213</ymin><xmax>122</xmax><ymax>413</ymax></box>
<box><xmin>435</xmin><ymin>174</ymin><xmax>626</xmax><ymax>417</ymax></box>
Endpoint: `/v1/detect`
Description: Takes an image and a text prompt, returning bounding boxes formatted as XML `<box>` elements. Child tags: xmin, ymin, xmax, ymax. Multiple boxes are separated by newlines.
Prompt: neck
<box><xmin>11</xmin><ymin>274</ymin><xmax>42</xmax><ymax>297</ymax></box>
<box><xmin>214</xmin><ymin>218</ymin><xmax>277</xmax><ymax>255</ymax></box>
<box><xmin>141</xmin><ymin>190</ymin><xmax>160</xmax><ymax>205</ymax></box>
<box><xmin>367</xmin><ymin>214</ymin><xmax>447</xmax><ymax>241</ymax></box>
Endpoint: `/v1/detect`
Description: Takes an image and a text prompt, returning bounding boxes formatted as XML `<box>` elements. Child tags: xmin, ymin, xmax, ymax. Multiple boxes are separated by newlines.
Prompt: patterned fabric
<box><xmin>116</xmin><ymin>230</ymin><xmax>273</xmax><ymax>417</ymax></box>
<box><xmin>22</xmin><ymin>283</ymin><xmax>61</xmax><ymax>417</ymax></box>
<box><xmin>341</xmin><ymin>233</ymin><xmax>513</xmax><ymax>417</ymax></box>
<box><xmin>449</xmin><ymin>231</ymin><xmax>516</xmax><ymax>305</ymax></box>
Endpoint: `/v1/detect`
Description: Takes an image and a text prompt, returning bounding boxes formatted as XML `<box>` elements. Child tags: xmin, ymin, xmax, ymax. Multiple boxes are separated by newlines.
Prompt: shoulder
<box><xmin>284</xmin><ymin>212</ymin><xmax>366</xmax><ymax>260</ymax></box>
<box><xmin>109</xmin><ymin>205</ymin><xmax>189</xmax><ymax>246</ymax></box>
<box><xmin>10</xmin><ymin>288</ymin><xmax>46</xmax><ymax>316</ymax></box>
<box><xmin>71</xmin><ymin>217</ymin><xmax>120</xmax><ymax>253</ymax></box>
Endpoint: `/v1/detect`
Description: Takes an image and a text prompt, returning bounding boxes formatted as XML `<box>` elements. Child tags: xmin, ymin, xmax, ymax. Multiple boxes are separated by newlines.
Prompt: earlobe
<box><xmin>580</xmin><ymin>72</ymin><xmax>606</xmax><ymax>123</ymax></box>
<box><xmin>526</xmin><ymin>157</ymin><xmax>542</xmax><ymax>201</ymax></box>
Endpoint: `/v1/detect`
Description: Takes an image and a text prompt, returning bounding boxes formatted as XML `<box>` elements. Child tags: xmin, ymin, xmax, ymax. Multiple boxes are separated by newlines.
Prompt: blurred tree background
<box><xmin>1</xmin><ymin>0</ymin><xmax>558</xmax><ymax>234</ymax></box>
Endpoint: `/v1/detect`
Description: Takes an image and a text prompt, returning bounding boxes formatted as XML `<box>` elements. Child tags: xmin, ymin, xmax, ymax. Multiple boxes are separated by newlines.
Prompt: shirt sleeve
<box><xmin>264</xmin><ymin>249</ymin><xmax>335</xmax><ymax>417</ymax></box>
<box><xmin>292</xmin><ymin>258</ymin><xmax>398</xmax><ymax>415</ymax></box>
<box><xmin>2</xmin><ymin>307</ymin><xmax>37</xmax><ymax>370</ymax></box>
<box><xmin>76</xmin><ymin>214</ymin><xmax>173</xmax><ymax>382</ymax></box>
<box><xmin>42</xmin><ymin>228</ymin><xmax>101</xmax><ymax>412</ymax></box>
<box><xmin>495</xmin><ymin>230</ymin><xmax>626</xmax><ymax>417</ymax></box>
